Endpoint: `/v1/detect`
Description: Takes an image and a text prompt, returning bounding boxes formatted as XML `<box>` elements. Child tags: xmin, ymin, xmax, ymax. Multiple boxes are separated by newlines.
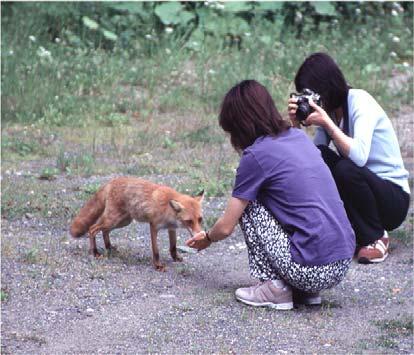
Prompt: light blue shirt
<box><xmin>314</xmin><ymin>89</ymin><xmax>410</xmax><ymax>194</ymax></box>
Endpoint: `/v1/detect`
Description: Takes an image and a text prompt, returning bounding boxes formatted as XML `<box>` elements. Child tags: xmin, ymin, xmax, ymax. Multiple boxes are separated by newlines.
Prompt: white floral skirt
<box><xmin>240</xmin><ymin>201</ymin><xmax>351</xmax><ymax>293</ymax></box>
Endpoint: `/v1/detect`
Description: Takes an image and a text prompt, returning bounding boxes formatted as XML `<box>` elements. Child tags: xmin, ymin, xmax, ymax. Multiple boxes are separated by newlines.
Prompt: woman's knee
<box><xmin>332</xmin><ymin>158</ymin><xmax>359</xmax><ymax>186</ymax></box>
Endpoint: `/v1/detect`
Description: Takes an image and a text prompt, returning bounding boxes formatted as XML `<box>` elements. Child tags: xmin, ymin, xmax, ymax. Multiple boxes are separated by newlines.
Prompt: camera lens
<box><xmin>296</xmin><ymin>102</ymin><xmax>310</xmax><ymax>121</ymax></box>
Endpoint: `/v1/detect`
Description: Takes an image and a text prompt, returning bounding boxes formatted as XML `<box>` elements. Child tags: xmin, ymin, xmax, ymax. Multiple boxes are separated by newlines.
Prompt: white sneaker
<box><xmin>235</xmin><ymin>280</ymin><xmax>293</xmax><ymax>310</ymax></box>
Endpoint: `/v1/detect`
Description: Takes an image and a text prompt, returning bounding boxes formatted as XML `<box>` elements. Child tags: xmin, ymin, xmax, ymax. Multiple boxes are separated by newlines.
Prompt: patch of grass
<box><xmin>174</xmin><ymin>263</ymin><xmax>194</xmax><ymax>277</ymax></box>
<box><xmin>56</xmin><ymin>150</ymin><xmax>95</xmax><ymax>176</ymax></box>
<box><xmin>1</xmin><ymin>289</ymin><xmax>9</xmax><ymax>302</ymax></box>
<box><xmin>80</xmin><ymin>182</ymin><xmax>101</xmax><ymax>195</ymax></box>
<box><xmin>23</xmin><ymin>247</ymin><xmax>40</xmax><ymax>264</ymax></box>
<box><xmin>183</xmin><ymin>125</ymin><xmax>225</xmax><ymax>147</ymax></box>
<box><xmin>123</xmin><ymin>162</ymin><xmax>162</xmax><ymax>176</ymax></box>
<box><xmin>9</xmin><ymin>332</ymin><xmax>47</xmax><ymax>346</ymax></box>
<box><xmin>389</xmin><ymin>228</ymin><xmax>413</xmax><ymax>246</ymax></box>
<box><xmin>375</xmin><ymin>335</ymin><xmax>399</xmax><ymax>349</ymax></box>
<box><xmin>98</xmin><ymin>112</ymin><xmax>131</xmax><ymax>127</ymax></box>
<box><xmin>39</xmin><ymin>167</ymin><xmax>60</xmax><ymax>180</ymax></box>
<box><xmin>1</xmin><ymin>135</ymin><xmax>44</xmax><ymax>158</ymax></box>
<box><xmin>372</xmin><ymin>317</ymin><xmax>413</xmax><ymax>349</ymax></box>
<box><xmin>1</xmin><ymin>176</ymin><xmax>77</xmax><ymax>220</ymax></box>
<box><xmin>211</xmin><ymin>289</ymin><xmax>233</xmax><ymax>306</ymax></box>
<box><xmin>374</xmin><ymin>318</ymin><xmax>413</xmax><ymax>335</ymax></box>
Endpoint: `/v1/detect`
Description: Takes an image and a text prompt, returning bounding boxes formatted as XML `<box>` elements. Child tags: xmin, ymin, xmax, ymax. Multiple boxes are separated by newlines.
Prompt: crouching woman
<box><xmin>186</xmin><ymin>80</ymin><xmax>355</xmax><ymax>309</ymax></box>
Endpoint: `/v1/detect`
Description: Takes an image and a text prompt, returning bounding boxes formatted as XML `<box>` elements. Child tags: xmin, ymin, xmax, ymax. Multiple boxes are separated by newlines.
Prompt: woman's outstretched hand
<box><xmin>186</xmin><ymin>231</ymin><xmax>212</xmax><ymax>251</ymax></box>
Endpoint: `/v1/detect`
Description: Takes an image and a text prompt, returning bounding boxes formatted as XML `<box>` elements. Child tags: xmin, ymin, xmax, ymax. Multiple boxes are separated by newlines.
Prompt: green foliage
<box><xmin>312</xmin><ymin>2</ymin><xmax>336</xmax><ymax>16</ymax></box>
<box><xmin>1</xmin><ymin>1</ymin><xmax>412</xmax><ymax>127</ymax></box>
<box><xmin>56</xmin><ymin>150</ymin><xmax>95</xmax><ymax>175</ymax></box>
<box><xmin>373</xmin><ymin>318</ymin><xmax>413</xmax><ymax>349</ymax></box>
<box><xmin>1</xmin><ymin>176</ymin><xmax>77</xmax><ymax>220</ymax></box>
<box><xmin>80</xmin><ymin>182</ymin><xmax>101</xmax><ymax>194</ymax></box>
<box><xmin>155</xmin><ymin>2</ymin><xmax>195</xmax><ymax>26</ymax></box>
<box><xmin>0</xmin><ymin>290</ymin><xmax>9</xmax><ymax>302</ymax></box>
<box><xmin>39</xmin><ymin>167</ymin><xmax>60</xmax><ymax>180</ymax></box>
<box><xmin>1</xmin><ymin>136</ymin><xmax>44</xmax><ymax>157</ymax></box>
<box><xmin>24</xmin><ymin>247</ymin><xmax>40</xmax><ymax>264</ymax></box>
<box><xmin>184</xmin><ymin>125</ymin><xmax>225</xmax><ymax>146</ymax></box>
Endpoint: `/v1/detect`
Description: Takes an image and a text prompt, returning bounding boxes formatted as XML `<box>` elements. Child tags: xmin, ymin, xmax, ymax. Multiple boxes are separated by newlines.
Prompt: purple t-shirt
<box><xmin>232</xmin><ymin>128</ymin><xmax>355</xmax><ymax>266</ymax></box>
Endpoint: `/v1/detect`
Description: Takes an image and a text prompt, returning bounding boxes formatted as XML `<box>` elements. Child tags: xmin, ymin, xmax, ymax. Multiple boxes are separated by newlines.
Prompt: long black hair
<box><xmin>294</xmin><ymin>52</ymin><xmax>350</xmax><ymax>115</ymax></box>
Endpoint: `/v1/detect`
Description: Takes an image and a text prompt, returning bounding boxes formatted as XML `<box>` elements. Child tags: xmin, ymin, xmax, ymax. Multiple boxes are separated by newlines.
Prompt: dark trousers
<box><xmin>318</xmin><ymin>145</ymin><xmax>410</xmax><ymax>246</ymax></box>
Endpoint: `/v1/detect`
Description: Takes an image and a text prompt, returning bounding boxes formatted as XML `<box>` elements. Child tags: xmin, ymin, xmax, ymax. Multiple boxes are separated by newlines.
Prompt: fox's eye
<box><xmin>198</xmin><ymin>217</ymin><xmax>203</xmax><ymax>224</ymax></box>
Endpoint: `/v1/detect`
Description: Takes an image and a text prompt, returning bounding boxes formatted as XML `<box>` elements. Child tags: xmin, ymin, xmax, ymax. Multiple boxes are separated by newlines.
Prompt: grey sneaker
<box><xmin>292</xmin><ymin>288</ymin><xmax>321</xmax><ymax>306</ymax></box>
<box><xmin>235</xmin><ymin>280</ymin><xmax>293</xmax><ymax>310</ymax></box>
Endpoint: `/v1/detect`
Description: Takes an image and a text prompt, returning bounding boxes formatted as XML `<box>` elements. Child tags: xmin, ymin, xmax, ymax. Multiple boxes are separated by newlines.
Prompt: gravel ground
<box><xmin>2</xmin><ymin>100</ymin><xmax>413</xmax><ymax>354</ymax></box>
<box><xmin>1</xmin><ymin>170</ymin><xmax>413</xmax><ymax>354</ymax></box>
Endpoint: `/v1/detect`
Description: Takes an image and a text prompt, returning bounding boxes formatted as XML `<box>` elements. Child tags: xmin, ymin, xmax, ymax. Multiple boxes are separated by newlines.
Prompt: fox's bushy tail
<box><xmin>70</xmin><ymin>187</ymin><xmax>106</xmax><ymax>238</ymax></box>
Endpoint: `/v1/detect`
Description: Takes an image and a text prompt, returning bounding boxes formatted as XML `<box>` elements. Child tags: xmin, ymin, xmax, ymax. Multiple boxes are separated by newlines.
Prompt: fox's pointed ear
<box><xmin>169</xmin><ymin>200</ymin><xmax>184</xmax><ymax>213</ymax></box>
<box><xmin>194</xmin><ymin>189</ymin><xmax>204</xmax><ymax>203</ymax></box>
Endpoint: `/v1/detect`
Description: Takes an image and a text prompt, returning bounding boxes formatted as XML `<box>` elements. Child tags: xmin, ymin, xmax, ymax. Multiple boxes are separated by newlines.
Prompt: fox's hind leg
<box><xmin>88</xmin><ymin>213</ymin><xmax>130</xmax><ymax>257</ymax></box>
<box><xmin>102</xmin><ymin>231</ymin><xmax>112</xmax><ymax>251</ymax></box>
<box><xmin>88</xmin><ymin>222</ymin><xmax>103</xmax><ymax>257</ymax></box>
<box><xmin>103</xmin><ymin>217</ymin><xmax>132</xmax><ymax>254</ymax></box>
<box><xmin>168</xmin><ymin>229</ymin><xmax>183</xmax><ymax>262</ymax></box>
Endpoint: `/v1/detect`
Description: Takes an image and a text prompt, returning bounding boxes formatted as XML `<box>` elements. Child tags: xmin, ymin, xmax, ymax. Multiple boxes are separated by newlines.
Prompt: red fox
<box><xmin>70</xmin><ymin>177</ymin><xmax>204</xmax><ymax>271</ymax></box>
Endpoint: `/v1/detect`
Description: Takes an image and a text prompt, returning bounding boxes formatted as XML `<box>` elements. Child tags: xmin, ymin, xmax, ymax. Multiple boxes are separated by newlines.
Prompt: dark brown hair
<box><xmin>219</xmin><ymin>80</ymin><xmax>290</xmax><ymax>151</ymax></box>
<box><xmin>294</xmin><ymin>52</ymin><xmax>349</xmax><ymax>113</ymax></box>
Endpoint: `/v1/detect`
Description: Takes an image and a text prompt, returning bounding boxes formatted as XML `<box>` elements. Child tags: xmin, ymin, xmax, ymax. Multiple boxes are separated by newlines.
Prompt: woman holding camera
<box><xmin>186</xmin><ymin>80</ymin><xmax>355</xmax><ymax>309</ymax></box>
<box><xmin>288</xmin><ymin>52</ymin><xmax>410</xmax><ymax>264</ymax></box>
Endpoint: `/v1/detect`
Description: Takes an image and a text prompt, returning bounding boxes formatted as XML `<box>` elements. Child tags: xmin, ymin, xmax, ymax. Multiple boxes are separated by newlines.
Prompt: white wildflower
<box><xmin>295</xmin><ymin>11</ymin><xmax>303</xmax><ymax>23</ymax></box>
<box><xmin>389</xmin><ymin>51</ymin><xmax>397</xmax><ymax>58</ymax></box>
<box><xmin>165</xmin><ymin>27</ymin><xmax>173</xmax><ymax>34</ymax></box>
<box><xmin>392</xmin><ymin>2</ymin><xmax>404</xmax><ymax>13</ymax></box>
<box><xmin>244</xmin><ymin>32</ymin><xmax>251</xmax><ymax>37</ymax></box>
<box><xmin>216</xmin><ymin>3</ymin><xmax>225</xmax><ymax>10</ymax></box>
<box><xmin>355</xmin><ymin>8</ymin><xmax>361</xmax><ymax>15</ymax></box>
<box><xmin>208</xmin><ymin>69</ymin><xmax>216</xmax><ymax>75</ymax></box>
<box><xmin>392</xmin><ymin>36</ymin><xmax>400</xmax><ymax>43</ymax></box>
<box><xmin>165</xmin><ymin>48</ymin><xmax>171</xmax><ymax>55</ymax></box>
<box><xmin>145</xmin><ymin>34</ymin><xmax>152</xmax><ymax>39</ymax></box>
<box><xmin>402</xmin><ymin>62</ymin><xmax>409</xmax><ymax>68</ymax></box>
<box><xmin>55</xmin><ymin>37</ymin><xmax>61</xmax><ymax>43</ymax></box>
<box><xmin>29</xmin><ymin>35</ymin><xmax>36</xmax><ymax>42</ymax></box>
<box><xmin>37</xmin><ymin>46</ymin><xmax>52</xmax><ymax>60</ymax></box>
<box><xmin>391</xmin><ymin>9</ymin><xmax>398</xmax><ymax>17</ymax></box>
<box><xmin>8</xmin><ymin>50</ymin><xmax>14</xmax><ymax>55</ymax></box>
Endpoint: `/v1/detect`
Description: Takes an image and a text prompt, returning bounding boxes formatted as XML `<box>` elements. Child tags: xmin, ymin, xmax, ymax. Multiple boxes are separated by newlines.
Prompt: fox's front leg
<box><xmin>150</xmin><ymin>223</ymin><xmax>165</xmax><ymax>272</ymax></box>
<box><xmin>168</xmin><ymin>229</ymin><xmax>183</xmax><ymax>262</ymax></box>
<box><xmin>88</xmin><ymin>230</ymin><xmax>102</xmax><ymax>257</ymax></box>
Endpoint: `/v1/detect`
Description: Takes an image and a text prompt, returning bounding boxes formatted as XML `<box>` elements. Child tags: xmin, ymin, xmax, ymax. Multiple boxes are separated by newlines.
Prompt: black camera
<box><xmin>290</xmin><ymin>88</ymin><xmax>322</xmax><ymax>121</ymax></box>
